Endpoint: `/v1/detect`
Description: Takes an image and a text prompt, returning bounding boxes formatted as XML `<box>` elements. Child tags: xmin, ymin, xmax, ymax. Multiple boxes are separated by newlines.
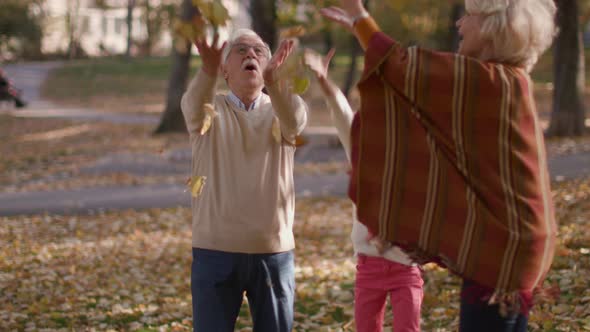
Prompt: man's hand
<box><xmin>263</xmin><ymin>39</ymin><xmax>295</xmax><ymax>86</ymax></box>
<box><xmin>195</xmin><ymin>33</ymin><xmax>226</xmax><ymax>77</ymax></box>
<box><xmin>303</xmin><ymin>48</ymin><xmax>335</xmax><ymax>81</ymax></box>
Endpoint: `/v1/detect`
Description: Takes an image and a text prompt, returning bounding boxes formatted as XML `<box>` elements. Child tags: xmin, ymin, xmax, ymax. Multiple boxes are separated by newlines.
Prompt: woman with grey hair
<box><xmin>321</xmin><ymin>0</ymin><xmax>557</xmax><ymax>331</ymax></box>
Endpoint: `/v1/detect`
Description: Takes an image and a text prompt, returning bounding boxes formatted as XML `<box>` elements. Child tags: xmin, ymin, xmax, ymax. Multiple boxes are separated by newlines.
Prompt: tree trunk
<box><xmin>249</xmin><ymin>0</ymin><xmax>277</xmax><ymax>50</ymax></box>
<box><xmin>143</xmin><ymin>0</ymin><xmax>153</xmax><ymax>56</ymax></box>
<box><xmin>154</xmin><ymin>0</ymin><xmax>198</xmax><ymax>134</ymax></box>
<box><xmin>66</xmin><ymin>0</ymin><xmax>81</xmax><ymax>59</ymax></box>
<box><xmin>548</xmin><ymin>0</ymin><xmax>586</xmax><ymax>136</ymax></box>
<box><xmin>126</xmin><ymin>0</ymin><xmax>135</xmax><ymax>58</ymax></box>
<box><xmin>343</xmin><ymin>0</ymin><xmax>370</xmax><ymax>98</ymax></box>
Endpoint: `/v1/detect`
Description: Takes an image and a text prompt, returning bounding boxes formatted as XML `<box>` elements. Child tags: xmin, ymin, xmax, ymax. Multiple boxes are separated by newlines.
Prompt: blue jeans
<box><xmin>459</xmin><ymin>280</ymin><xmax>528</xmax><ymax>332</ymax></box>
<box><xmin>191</xmin><ymin>248</ymin><xmax>295</xmax><ymax>332</ymax></box>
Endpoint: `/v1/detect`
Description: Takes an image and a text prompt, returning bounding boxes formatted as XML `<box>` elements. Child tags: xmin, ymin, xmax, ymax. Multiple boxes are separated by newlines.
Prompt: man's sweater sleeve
<box><xmin>180</xmin><ymin>69</ymin><xmax>218</xmax><ymax>136</ymax></box>
<box><xmin>265</xmin><ymin>83</ymin><xmax>308</xmax><ymax>143</ymax></box>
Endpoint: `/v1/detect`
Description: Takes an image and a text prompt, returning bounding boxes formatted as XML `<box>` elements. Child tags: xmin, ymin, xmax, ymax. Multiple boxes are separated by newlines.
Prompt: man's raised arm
<box><xmin>263</xmin><ymin>39</ymin><xmax>308</xmax><ymax>144</ymax></box>
<box><xmin>181</xmin><ymin>34</ymin><xmax>226</xmax><ymax>136</ymax></box>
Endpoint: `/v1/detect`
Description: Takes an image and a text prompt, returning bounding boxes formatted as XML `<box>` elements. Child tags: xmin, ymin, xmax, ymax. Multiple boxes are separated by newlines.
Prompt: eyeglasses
<box><xmin>231</xmin><ymin>43</ymin><xmax>270</xmax><ymax>58</ymax></box>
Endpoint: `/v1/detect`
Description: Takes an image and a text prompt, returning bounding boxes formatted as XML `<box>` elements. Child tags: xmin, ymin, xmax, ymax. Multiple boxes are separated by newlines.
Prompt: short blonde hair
<box><xmin>221</xmin><ymin>28</ymin><xmax>271</xmax><ymax>63</ymax></box>
<box><xmin>465</xmin><ymin>0</ymin><xmax>557</xmax><ymax>71</ymax></box>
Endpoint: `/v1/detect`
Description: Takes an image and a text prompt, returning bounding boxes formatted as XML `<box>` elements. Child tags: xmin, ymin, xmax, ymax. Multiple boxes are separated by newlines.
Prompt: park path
<box><xmin>0</xmin><ymin>62</ymin><xmax>589</xmax><ymax>216</ymax></box>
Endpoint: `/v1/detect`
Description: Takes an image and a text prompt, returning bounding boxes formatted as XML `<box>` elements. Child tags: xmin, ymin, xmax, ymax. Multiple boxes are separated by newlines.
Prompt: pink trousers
<box><xmin>355</xmin><ymin>255</ymin><xmax>424</xmax><ymax>332</ymax></box>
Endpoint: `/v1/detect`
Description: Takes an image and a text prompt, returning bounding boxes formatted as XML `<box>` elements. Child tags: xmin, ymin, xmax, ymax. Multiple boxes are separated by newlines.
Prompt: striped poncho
<box><xmin>349</xmin><ymin>32</ymin><xmax>557</xmax><ymax>294</ymax></box>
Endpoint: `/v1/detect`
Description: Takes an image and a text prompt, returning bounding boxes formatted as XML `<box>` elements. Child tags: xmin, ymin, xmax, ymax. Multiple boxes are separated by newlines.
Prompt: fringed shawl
<box><xmin>349</xmin><ymin>32</ymin><xmax>557</xmax><ymax>293</ymax></box>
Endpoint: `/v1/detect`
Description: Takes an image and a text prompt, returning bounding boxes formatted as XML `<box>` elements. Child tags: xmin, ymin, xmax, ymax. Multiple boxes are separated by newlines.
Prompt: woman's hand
<box><xmin>338</xmin><ymin>0</ymin><xmax>367</xmax><ymax>17</ymax></box>
<box><xmin>195</xmin><ymin>33</ymin><xmax>226</xmax><ymax>77</ymax></box>
<box><xmin>321</xmin><ymin>0</ymin><xmax>368</xmax><ymax>32</ymax></box>
<box><xmin>320</xmin><ymin>7</ymin><xmax>354</xmax><ymax>33</ymax></box>
<box><xmin>263</xmin><ymin>39</ymin><xmax>295</xmax><ymax>86</ymax></box>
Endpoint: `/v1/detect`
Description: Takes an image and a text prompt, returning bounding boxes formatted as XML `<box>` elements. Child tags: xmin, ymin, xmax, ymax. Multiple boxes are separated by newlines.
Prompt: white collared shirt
<box><xmin>227</xmin><ymin>91</ymin><xmax>262</xmax><ymax>112</ymax></box>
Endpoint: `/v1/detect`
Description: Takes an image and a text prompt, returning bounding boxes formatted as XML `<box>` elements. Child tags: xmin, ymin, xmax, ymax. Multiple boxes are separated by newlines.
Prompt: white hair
<box><xmin>465</xmin><ymin>0</ymin><xmax>557</xmax><ymax>71</ymax></box>
<box><xmin>221</xmin><ymin>28</ymin><xmax>271</xmax><ymax>63</ymax></box>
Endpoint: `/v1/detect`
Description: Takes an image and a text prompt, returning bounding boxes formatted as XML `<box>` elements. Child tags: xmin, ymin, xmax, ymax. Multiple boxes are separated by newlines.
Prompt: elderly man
<box><xmin>181</xmin><ymin>28</ymin><xmax>307</xmax><ymax>332</ymax></box>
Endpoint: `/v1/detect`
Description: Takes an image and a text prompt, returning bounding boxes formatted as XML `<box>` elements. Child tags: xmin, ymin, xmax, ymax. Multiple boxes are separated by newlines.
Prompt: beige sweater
<box><xmin>181</xmin><ymin>70</ymin><xmax>307</xmax><ymax>253</ymax></box>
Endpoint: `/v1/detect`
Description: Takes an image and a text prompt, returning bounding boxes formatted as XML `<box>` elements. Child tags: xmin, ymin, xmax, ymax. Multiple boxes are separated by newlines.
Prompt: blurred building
<box><xmin>41</xmin><ymin>0</ymin><xmax>250</xmax><ymax>57</ymax></box>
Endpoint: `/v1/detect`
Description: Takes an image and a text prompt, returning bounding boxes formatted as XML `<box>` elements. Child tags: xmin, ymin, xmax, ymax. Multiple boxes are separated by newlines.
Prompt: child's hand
<box><xmin>366</xmin><ymin>232</ymin><xmax>392</xmax><ymax>254</ymax></box>
<box><xmin>303</xmin><ymin>48</ymin><xmax>335</xmax><ymax>80</ymax></box>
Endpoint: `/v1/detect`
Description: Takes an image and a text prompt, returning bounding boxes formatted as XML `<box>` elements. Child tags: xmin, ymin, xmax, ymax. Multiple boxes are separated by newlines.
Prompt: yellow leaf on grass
<box><xmin>188</xmin><ymin>176</ymin><xmax>207</xmax><ymax>197</ymax></box>
<box><xmin>272</xmin><ymin>117</ymin><xmax>282</xmax><ymax>143</ymax></box>
<box><xmin>200</xmin><ymin>103</ymin><xmax>217</xmax><ymax>135</ymax></box>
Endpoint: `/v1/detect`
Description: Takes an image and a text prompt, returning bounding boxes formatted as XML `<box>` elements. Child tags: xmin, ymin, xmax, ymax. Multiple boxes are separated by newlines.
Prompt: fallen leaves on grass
<box><xmin>294</xmin><ymin>161</ymin><xmax>349</xmax><ymax>176</ymax></box>
<box><xmin>1</xmin><ymin>180</ymin><xmax>589</xmax><ymax>331</ymax></box>
<box><xmin>0</xmin><ymin>115</ymin><xmax>188</xmax><ymax>193</ymax></box>
<box><xmin>546</xmin><ymin>136</ymin><xmax>590</xmax><ymax>157</ymax></box>
<box><xmin>3</xmin><ymin>173</ymin><xmax>187</xmax><ymax>193</ymax></box>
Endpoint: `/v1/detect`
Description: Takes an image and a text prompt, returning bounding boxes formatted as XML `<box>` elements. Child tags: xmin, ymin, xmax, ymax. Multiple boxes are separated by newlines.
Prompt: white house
<box><xmin>41</xmin><ymin>0</ymin><xmax>251</xmax><ymax>56</ymax></box>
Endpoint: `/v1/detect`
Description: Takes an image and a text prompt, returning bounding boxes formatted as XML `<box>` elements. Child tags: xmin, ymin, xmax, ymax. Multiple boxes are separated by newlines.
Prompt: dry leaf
<box><xmin>272</xmin><ymin>117</ymin><xmax>282</xmax><ymax>144</ymax></box>
<box><xmin>194</xmin><ymin>0</ymin><xmax>230</xmax><ymax>27</ymax></box>
<box><xmin>280</xmin><ymin>26</ymin><xmax>306</xmax><ymax>39</ymax></box>
<box><xmin>200</xmin><ymin>103</ymin><xmax>217</xmax><ymax>135</ymax></box>
<box><xmin>188</xmin><ymin>176</ymin><xmax>207</xmax><ymax>197</ymax></box>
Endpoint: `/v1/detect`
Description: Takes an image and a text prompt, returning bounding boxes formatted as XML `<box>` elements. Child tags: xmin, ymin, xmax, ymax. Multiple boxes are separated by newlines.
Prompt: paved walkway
<box><xmin>1</xmin><ymin>62</ymin><xmax>589</xmax><ymax>216</ymax></box>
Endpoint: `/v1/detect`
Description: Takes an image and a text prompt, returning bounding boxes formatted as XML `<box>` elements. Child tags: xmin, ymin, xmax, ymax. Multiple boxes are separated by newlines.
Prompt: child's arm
<box><xmin>304</xmin><ymin>49</ymin><xmax>354</xmax><ymax>162</ymax></box>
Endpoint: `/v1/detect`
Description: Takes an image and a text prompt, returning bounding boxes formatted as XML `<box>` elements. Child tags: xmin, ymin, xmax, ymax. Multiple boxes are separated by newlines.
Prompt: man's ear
<box><xmin>221</xmin><ymin>65</ymin><xmax>228</xmax><ymax>80</ymax></box>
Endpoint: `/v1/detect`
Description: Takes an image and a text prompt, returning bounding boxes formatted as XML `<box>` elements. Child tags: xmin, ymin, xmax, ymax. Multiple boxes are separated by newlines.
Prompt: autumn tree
<box><xmin>548</xmin><ymin>0</ymin><xmax>587</xmax><ymax>136</ymax></box>
<box><xmin>154</xmin><ymin>0</ymin><xmax>197</xmax><ymax>134</ymax></box>
<box><xmin>250</xmin><ymin>0</ymin><xmax>278</xmax><ymax>51</ymax></box>
<box><xmin>0</xmin><ymin>0</ymin><xmax>44</xmax><ymax>59</ymax></box>
<box><xmin>126</xmin><ymin>0</ymin><xmax>136</xmax><ymax>58</ymax></box>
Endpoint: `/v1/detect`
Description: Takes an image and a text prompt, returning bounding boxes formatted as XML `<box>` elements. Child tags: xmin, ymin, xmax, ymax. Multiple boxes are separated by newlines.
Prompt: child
<box><xmin>304</xmin><ymin>49</ymin><xmax>423</xmax><ymax>332</ymax></box>
<box><xmin>0</xmin><ymin>69</ymin><xmax>26</xmax><ymax>108</ymax></box>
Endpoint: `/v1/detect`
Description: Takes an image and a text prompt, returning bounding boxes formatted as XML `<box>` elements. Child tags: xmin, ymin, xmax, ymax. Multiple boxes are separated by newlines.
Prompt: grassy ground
<box><xmin>39</xmin><ymin>51</ymin><xmax>590</xmax><ymax>128</ymax></box>
<box><xmin>0</xmin><ymin>114</ymin><xmax>589</xmax><ymax>331</ymax></box>
<box><xmin>2</xmin><ymin>114</ymin><xmax>590</xmax><ymax>193</ymax></box>
<box><xmin>2</xmin><ymin>51</ymin><xmax>588</xmax><ymax>331</ymax></box>
<box><xmin>0</xmin><ymin>114</ymin><xmax>188</xmax><ymax>192</ymax></box>
<box><xmin>39</xmin><ymin>55</ymin><xmax>361</xmax><ymax>127</ymax></box>
<box><xmin>1</xmin><ymin>181</ymin><xmax>589</xmax><ymax>331</ymax></box>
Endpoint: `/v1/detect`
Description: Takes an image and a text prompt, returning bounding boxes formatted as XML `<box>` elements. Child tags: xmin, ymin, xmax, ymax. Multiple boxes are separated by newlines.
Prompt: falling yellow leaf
<box><xmin>173</xmin><ymin>17</ymin><xmax>206</xmax><ymax>42</ymax></box>
<box><xmin>292</xmin><ymin>76</ymin><xmax>310</xmax><ymax>94</ymax></box>
<box><xmin>196</xmin><ymin>0</ymin><xmax>230</xmax><ymax>28</ymax></box>
<box><xmin>188</xmin><ymin>176</ymin><xmax>207</xmax><ymax>197</ymax></box>
<box><xmin>294</xmin><ymin>135</ymin><xmax>307</xmax><ymax>147</ymax></box>
<box><xmin>272</xmin><ymin>117</ymin><xmax>282</xmax><ymax>144</ymax></box>
<box><xmin>274</xmin><ymin>40</ymin><xmax>311</xmax><ymax>95</ymax></box>
<box><xmin>200</xmin><ymin>103</ymin><xmax>217</xmax><ymax>135</ymax></box>
<box><xmin>280</xmin><ymin>26</ymin><xmax>306</xmax><ymax>39</ymax></box>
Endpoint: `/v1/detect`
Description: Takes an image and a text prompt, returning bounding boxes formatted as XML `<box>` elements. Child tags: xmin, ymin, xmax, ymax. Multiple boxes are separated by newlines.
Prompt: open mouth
<box><xmin>242</xmin><ymin>60</ymin><xmax>259</xmax><ymax>72</ymax></box>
